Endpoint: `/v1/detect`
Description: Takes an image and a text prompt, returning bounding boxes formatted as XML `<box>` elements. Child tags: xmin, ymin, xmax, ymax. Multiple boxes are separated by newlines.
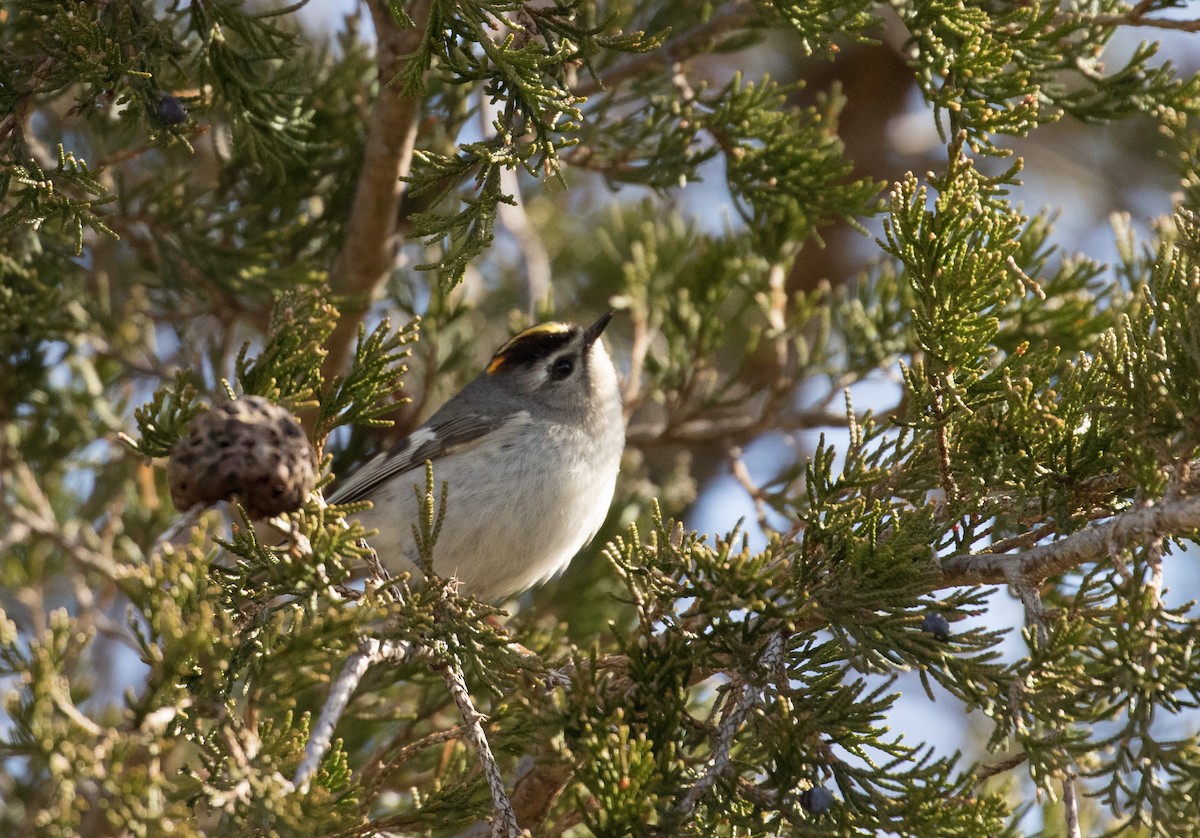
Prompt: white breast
<box><xmin>353</xmin><ymin>409</ymin><xmax>622</xmax><ymax>601</ymax></box>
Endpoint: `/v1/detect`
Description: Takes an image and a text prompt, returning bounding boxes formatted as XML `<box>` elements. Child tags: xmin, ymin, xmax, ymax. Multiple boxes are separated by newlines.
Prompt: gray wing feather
<box><xmin>329</xmin><ymin>413</ymin><xmax>500</xmax><ymax>504</ymax></box>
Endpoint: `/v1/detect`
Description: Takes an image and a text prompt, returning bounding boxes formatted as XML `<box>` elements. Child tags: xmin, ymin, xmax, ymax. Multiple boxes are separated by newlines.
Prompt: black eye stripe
<box><xmin>488</xmin><ymin>328</ymin><xmax>577</xmax><ymax>373</ymax></box>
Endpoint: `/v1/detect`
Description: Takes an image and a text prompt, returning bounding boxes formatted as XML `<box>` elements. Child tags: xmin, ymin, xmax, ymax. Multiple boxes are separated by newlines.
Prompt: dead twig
<box><xmin>672</xmin><ymin>631</ymin><xmax>785</xmax><ymax>821</ymax></box>
<box><xmin>293</xmin><ymin>637</ymin><xmax>419</xmax><ymax>791</ymax></box>
<box><xmin>439</xmin><ymin>637</ymin><xmax>521</xmax><ymax>837</ymax></box>
<box><xmin>938</xmin><ymin>491</ymin><xmax>1200</xmax><ymax>588</ymax></box>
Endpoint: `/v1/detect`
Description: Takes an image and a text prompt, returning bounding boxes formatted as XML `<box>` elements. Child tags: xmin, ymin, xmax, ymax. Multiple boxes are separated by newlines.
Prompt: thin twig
<box><xmin>9</xmin><ymin>463</ymin><xmax>123</xmax><ymax>580</ymax></box>
<box><xmin>973</xmin><ymin>752</ymin><xmax>1028</xmax><ymax>784</ymax></box>
<box><xmin>0</xmin><ymin>56</ymin><xmax>53</xmax><ymax>144</ymax></box>
<box><xmin>573</xmin><ymin>1</ymin><xmax>759</xmax><ymax>98</ymax></box>
<box><xmin>729</xmin><ymin>446</ymin><xmax>771</xmax><ymax>532</ymax></box>
<box><xmin>1056</xmin><ymin>12</ymin><xmax>1200</xmax><ymax>32</ymax></box>
<box><xmin>151</xmin><ymin>503</ymin><xmax>204</xmax><ymax>555</ymax></box>
<box><xmin>675</xmin><ymin>682</ymin><xmax>754</xmax><ymax>814</ymax></box>
<box><xmin>931</xmin><ymin>390</ymin><xmax>960</xmax><ymax>505</ymax></box>
<box><xmin>625</xmin><ymin>407</ymin><xmax>855</xmax><ymax>446</ymax></box>
<box><xmin>736</xmin><ymin>778</ymin><xmax>805</xmax><ymax>826</ymax></box>
<box><xmin>365</xmin><ymin>722</ymin><xmax>471</xmax><ymax>785</ymax></box>
<box><xmin>293</xmin><ymin>637</ymin><xmax>416</xmax><ymax>791</ymax></box>
<box><xmin>673</xmin><ymin>631</ymin><xmax>785</xmax><ymax>820</ymax></box>
<box><xmin>1007</xmin><ymin>254</ymin><xmax>1045</xmax><ymax>300</ymax></box>
<box><xmin>1062</xmin><ymin>768</ymin><xmax>1082</xmax><ymax>838</ymax></box>
<box><xmin>1008</xmin><ymin>678</ymin><xmax>1027</xmax><ymax>738</ymax></box>
<box><xmin>985</xmin><ymin>518</ymin><xmax>1061</xmax><ymax>554</ymax></box>
<box><xmin>1012</xmin><ymin>582</ymin><xmax>1049</xmax><ymax>647</ymax></box>
<box><xmin>53</xmin><ymin>684</ymin><xmax>106</xmax><ymax>738</ymax></box>
<box><xmin>439</xmin><ymin>639</ymin><xmax>521</xmax><ymax>837</ymax></box>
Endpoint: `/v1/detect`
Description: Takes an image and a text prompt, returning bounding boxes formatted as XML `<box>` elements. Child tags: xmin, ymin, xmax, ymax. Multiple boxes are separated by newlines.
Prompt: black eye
<box><xmin>550</xmin><ymin>356</ymin><xmax>575</xmax><ymax>380</ymax></box>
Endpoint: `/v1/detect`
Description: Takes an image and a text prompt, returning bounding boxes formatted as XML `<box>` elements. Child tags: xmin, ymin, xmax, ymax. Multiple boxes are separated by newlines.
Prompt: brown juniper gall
<box><xmin>168</xmin><ymin>396</ymin><xmax>316</xmax><ymax>519</ymax></box>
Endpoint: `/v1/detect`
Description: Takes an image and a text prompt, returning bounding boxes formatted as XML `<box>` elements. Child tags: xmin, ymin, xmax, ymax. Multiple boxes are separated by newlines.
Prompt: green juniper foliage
<box><xmin>5</xmin><ymin>0</ymin><xmax>1200</xmax><ymax>835</ymax></box>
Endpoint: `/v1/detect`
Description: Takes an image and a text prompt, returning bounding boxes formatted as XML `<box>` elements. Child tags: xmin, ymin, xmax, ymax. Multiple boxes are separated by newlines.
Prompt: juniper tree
<box><xmin>4</xmin><ymin>0</ymin><xmax>1200</xmax><ymax>835</ymax></box>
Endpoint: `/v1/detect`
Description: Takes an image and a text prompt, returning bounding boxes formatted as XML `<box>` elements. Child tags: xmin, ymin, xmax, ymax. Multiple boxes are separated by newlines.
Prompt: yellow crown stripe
<box><xmin>487</xmin><ymin>322</ymin><xmax>573</xmax><ymax>374</ymax></box>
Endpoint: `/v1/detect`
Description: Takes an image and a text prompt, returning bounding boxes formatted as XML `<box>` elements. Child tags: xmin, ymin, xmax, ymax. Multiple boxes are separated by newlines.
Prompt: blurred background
<box><xmin>289</xmin><ymin>3</ymin><xmax>1200</xmax><ymax>827</ymax></box>
<box><xmin>7</xmin><ymin>0</ymin><xmax>1200</xmax><ymax>829</ymax></box>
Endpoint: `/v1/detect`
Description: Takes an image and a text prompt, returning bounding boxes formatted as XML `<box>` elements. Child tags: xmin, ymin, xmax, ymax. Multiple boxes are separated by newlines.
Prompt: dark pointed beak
<box><xmin>582</xmin><ymin>311</ymin><xmax>614</xmax><ymax>347</ymax></box>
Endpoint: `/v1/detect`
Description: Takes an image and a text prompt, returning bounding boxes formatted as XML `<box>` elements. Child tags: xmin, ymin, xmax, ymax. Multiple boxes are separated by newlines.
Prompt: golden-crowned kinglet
<box><xmin>331</xmin><ymin>313</ymin><xmax>624</xmax><ymax>601</ymax></box>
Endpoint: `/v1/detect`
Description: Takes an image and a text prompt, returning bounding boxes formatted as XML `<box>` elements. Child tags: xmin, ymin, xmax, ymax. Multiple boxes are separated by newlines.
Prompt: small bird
<box><xmin>331</xmin><ymin>313</ymin><xmax>624</xmax><ymax>601</ymax></box>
